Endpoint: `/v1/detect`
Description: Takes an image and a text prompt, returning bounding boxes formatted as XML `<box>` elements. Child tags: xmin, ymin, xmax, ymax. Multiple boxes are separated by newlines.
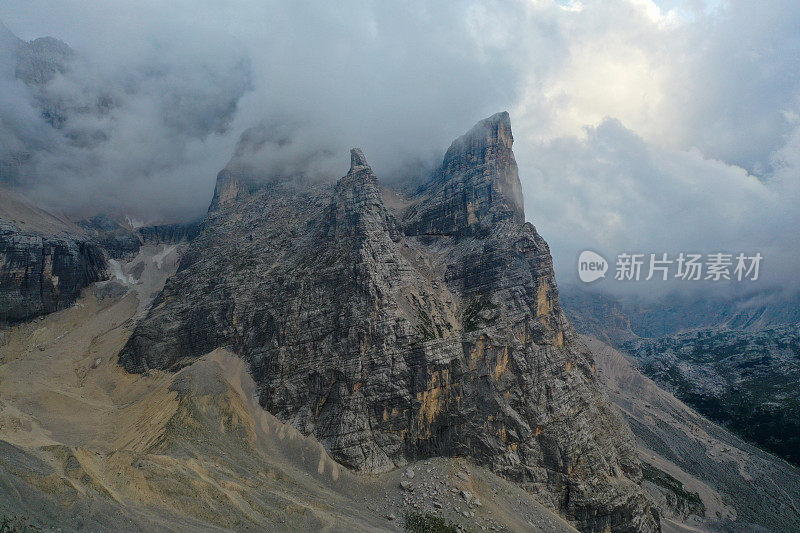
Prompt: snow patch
<box><xmin>107</xmin><ymin>259</ymin><xmax>135</xmax><ymax>285</ymax></box>
<box><xmin>153</xmin><ymin>245</ymin><xmax>177</xmax><ymax>269</ymax></box>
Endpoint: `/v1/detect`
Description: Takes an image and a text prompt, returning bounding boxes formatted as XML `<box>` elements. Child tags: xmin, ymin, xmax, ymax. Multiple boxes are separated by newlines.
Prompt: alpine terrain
<box><xmin>2</xmin><ymin>110</ymin><xmax>799</xmax><ymax>533</ymax></box>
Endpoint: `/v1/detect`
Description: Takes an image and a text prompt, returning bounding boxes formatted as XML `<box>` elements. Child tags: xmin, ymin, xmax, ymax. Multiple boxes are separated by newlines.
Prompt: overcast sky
<box><xmin>1</xmin><ymin>0</ymin><xmax>798</xmax><ymax>295</ymax></box>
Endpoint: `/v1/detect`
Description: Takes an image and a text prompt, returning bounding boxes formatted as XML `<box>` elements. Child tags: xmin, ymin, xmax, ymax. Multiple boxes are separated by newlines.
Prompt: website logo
<box><xmin>578</xmin><ymin>250</ymin><xmax>608</xmax><ymax>283</ymax></box>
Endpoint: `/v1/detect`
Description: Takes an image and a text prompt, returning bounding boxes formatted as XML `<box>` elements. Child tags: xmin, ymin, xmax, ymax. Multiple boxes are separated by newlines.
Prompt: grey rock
<box><xmin>11</xmin><ymin>34</ymin><xmax>73</xmax><ymax>87</ymax></box>
<box><xmin>120</xmin><ymin>113</ymin><xmax>659</xmax><ymax>532</ymax></box>
<box><xmin>0</xmin><ymin>27</ymin><xmax>74</xmax><ymax>184</ymax></box>
<box><xmin>623</xmin><ymin>324</ymin><xmax>800</xmax><ymax>467</ymax></box>
<box><xmin>0</xmin><ymin>221</ymin><xmax>107</xmax><ymax>325</ymax></box>
<box><xmin>403</xmin><ymin>112</ymin><xmax>524</xmax><ymax>238</ymax></box>
<box><xmin>138</xmin><ymin>221</ymin><xmax>202</xmax><ymax>248</ymax></box>
<box><xmin>567</xmin><ymin>285</ymin><xmax>800</xmax><ymax>468</ymax></box>
<box><xmin>562</xmin><ymin>284</ymin><xmax>800</xmax><ymax>345</ymax></box>
<box><xmin>78</xmin><ymin>215</ymin><xmax>201</xmax><ymax>260</ymax></box>
<box><xmin>76</xmin><ymin>216</ymin><xmax>142</xmax><ymax>259</ymax></box>
<box><xmin>95</xmin><ymin>280</ymin><xmax>128</xmax><ymax>302</ymax></box>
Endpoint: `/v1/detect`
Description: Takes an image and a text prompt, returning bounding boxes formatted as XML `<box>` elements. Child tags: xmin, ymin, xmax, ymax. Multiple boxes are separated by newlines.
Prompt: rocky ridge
<box><xmin>562</xmin><ymin>286</ymin><xmax>800</xmax><ymax>343</ymax></box>
<box><xmin>120</xmin><ymin>113</ymin><xmax>659</xmax><ymax>532</ymax></box>
<box><xmin>0</xmin><ymin>188</ymin><xmax>201</xmax><ymax>325</ymax></box>
<box><xmin>587</xmin><ymin>336</ymin><xmax>800</xmax><ymax>532</ymax></box>
<box><xmin>0</xmin><ymin>191</ymin><xmax>107</xmax><ymax>325</ymax></box>
<box><xmin>0</xmin><ymin>24</ymin><xmax>74</xmax><ymax>186</ymax></box>
<box><xmin>622</xmin><ymin>325</ymin><xmax>800</xmax><ymax>467</ymax></box>
<box><xmin>563</xmin><ymin>286</ymin><xmax>800</xmax><ymax>469</ymax></box>
<box><xmin>78</xmin><ymin>215</ymin><xmax>201</xmax><ymax>259</ymax></box>
<box><xmin>2</xmin><ymin>256</ymin><xmax>798</xmax><ymax>531</ymax></box>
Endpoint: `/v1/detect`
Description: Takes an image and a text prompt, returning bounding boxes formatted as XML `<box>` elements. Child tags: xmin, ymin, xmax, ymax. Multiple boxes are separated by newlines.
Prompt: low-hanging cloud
<box><xmin>1</xmin><ymin>0</ymin><xmax>799</xmax><ymax>296</ymax></box>
<box><xmin>1</xmin><ymin>18</ymin><xmax>252</xmax><ymax>222</ymax></box>
<box><xmin>1</xmin><ymin>1</ymin><xmax>529</xmax><ymax>222</ymax></box>
<box><xmin>525</xmin><ymin>117</ymin><xmax>799</xmax><ymax>296</ymax></box>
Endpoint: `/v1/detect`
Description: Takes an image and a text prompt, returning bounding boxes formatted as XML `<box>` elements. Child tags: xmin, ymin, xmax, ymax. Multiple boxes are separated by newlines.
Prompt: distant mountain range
<box><xmin>563</xmin><ymin>285</ymin><xmax>800</xmax><ymax>468</ymax></box>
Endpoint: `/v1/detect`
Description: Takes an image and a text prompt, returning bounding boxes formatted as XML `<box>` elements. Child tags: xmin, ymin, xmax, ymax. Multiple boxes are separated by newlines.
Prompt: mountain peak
<box><xmin>403</xmin><ymin>111</ymin><xmax>524</xmax><ymax>237</ymax></box>
<box><xmin>470</xmin><ymin>110</ymin><xmax>511</xmax><ymax>139</ymax></box>
<box><xmin>121</xmin><ymin>113</ymin><xmax>659</xmax><ymax>532</ymax></box>
<box><xmin>349</xmin><ymin>147</ymin><xmax>371</xmax><ymax>174</ymax></box>
<box><xmin>444</xmin><ymin>110</ymin><xmax>513</xmax><ymax>163</ymax></box>
<box><xmin>0</xmin><ymin>21</ymin><xmax>22</xmax><ymax>47</ymax></box>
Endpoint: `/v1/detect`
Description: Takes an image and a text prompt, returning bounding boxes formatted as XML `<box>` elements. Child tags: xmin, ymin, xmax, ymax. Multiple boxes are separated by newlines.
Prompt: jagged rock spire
<box><xmin>121</xmin><ymin>113</ymin><xmax>660</xmax><ymax>533</ymax></box>
<box><xmin>349</xmin><ymin>148</ymin><xmax>371</xmax><ymax>174</ymax></box>
<box><xmin>403</xmin><ymin>111</ymin><xmax>525</xmax><ymax>237</ymax></box>
<box><xmin>334</xmin><ymin>147</ymin><xmax>392</xmax><ymax>239</ymax></box>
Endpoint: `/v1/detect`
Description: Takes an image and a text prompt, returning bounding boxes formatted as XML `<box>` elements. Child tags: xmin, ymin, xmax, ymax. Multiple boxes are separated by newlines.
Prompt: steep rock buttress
<box><xmin>120</xmin><ymin>113</ymin><xmax>659</xmax><ymax>532</ymax></box>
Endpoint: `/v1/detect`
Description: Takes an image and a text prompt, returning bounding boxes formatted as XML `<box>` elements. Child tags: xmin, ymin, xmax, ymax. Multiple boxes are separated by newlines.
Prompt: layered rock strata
<box><xmin>121</xmin><ymin>113</ymin><xmax>659</xmax><ymax>532</ymax></box>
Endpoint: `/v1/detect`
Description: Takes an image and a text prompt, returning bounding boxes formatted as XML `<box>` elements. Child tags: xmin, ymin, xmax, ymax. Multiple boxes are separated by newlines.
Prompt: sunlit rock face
<box><xmin>120</xmin><ymin>113</ymin><xmax>659</xmax><ymax>533</ymax></box>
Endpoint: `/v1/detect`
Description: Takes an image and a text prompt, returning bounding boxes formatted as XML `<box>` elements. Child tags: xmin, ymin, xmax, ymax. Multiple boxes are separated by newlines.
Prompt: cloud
<box><xmin>0</xmin><ymin>17</ymin><xmax>252</xmax><ymax>222</ymax></box>
<box><xmin>0</xmin><ymin>0</ymin><xmax>798</xmax><ymax>295</ymax></box>
<box><xmin>523</xmin><ymin>117</ymin><xmax>798</xmax><ymax>295</ymax></box>
<box><xmin>0</xmin><ymin>1</ymin><xmax>527</xmax><ymax>221</ymax></box>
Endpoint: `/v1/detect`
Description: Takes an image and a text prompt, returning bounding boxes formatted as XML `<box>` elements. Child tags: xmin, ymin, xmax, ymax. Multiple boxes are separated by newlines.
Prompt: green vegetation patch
<box><xmin>641</xmin><ymin>463</ymin><xmax>705</xmax><ymax>517</ymax></box>
<box><xmin>463</xmin><ymin>295</ymin><xmax>499</xmax><ymax>333</ymax></box>
<box><xmin>0</xmin><ymin>516</ymin><xmax>41</xmax><ymax>533</ymax></box>
<box><xmin>404</xmin><ymin>511</ymin><xmax>459</xmax><ymax>533</ymax></box>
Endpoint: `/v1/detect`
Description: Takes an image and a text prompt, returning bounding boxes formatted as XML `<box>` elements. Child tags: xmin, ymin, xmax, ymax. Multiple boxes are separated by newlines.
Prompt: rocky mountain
<box><xmin>563</xmin><ymin>287</ymin><xmax>800</xmax><ymax>469</ymax></box>
<box><xmin>0</xmin><ymin>256</ymin><xmax>580</xmax><ymax>533</ymax></box>
<box><xmin>0</xmin><ymin>187</ymin><xmax>201</xmax><ymax>326</ymax></box>
<box><xmin>621</xmin><ymin>325</ymin><xmax>800</xmax><ymax>467</ymax></box>
<box><xmin>1</xmin><ymin>23</ymin><xmax>250</xmax><ymax>204</ymax></box>
<box><xmin>587</xmin><ymin>337</ymin><xmax>800</xmax><ymax>532</ymax></box>
<box><xmin>2</xmin><ymin>112</ymin><xmax>798</xmax><ymax>532</ymax></box>
<box><xmin>1</xmin><ymin>244</ymin><xmax>798</xmax><ymax>531</ymax></box>
<box><xmin>78</xmin><ymin>215</ymin><xmax>201</xmax><ymax>259</ymax></box>
<box><xmin>562</xmin><ymin>286</ymin><xmax>800</xmax><ymax>343</ymax></box>
<box><xmin>0</xmin><ymin>189</ymin><xmax>107</xmax><ymax>326</ymax></box>
<box><xmin>0</xmin><ymin>24</ymin><xmax>75</xmax><ymax>186</ymax></box>
<box><xmin>120</xmin><ymin>112</ymin><xmax>659</xmax><ymax>532</ymax></box>
<box><xmin>0</xmin><ymin>22</ymin><xmax>73</xmax><ymax>87</ymax></box>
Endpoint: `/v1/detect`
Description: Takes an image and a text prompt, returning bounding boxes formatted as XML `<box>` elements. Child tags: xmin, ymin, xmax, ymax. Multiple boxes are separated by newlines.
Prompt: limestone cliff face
<box><xmin>120</xmin><ymin>114</ymin><xmax>659</xmax><ymax>532</ymax></box>
<box><xmin>208</xmin><ymin>169</ymin><xmax>249</xmax><ymax>211</ymax></box>
<box><xmin>78</xmin><ymin>215</ymin><xmax>201</xmax><ymax>259</ymax></box>
<box><xmin>403</xmin><ymin>111</ymin><xmax>524</xmax><ymax>237</ymax></box>
<box><xmin>0</xmin><ymin>221</ymin><xmax>106</xmax><ymax>325</ymax></box>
